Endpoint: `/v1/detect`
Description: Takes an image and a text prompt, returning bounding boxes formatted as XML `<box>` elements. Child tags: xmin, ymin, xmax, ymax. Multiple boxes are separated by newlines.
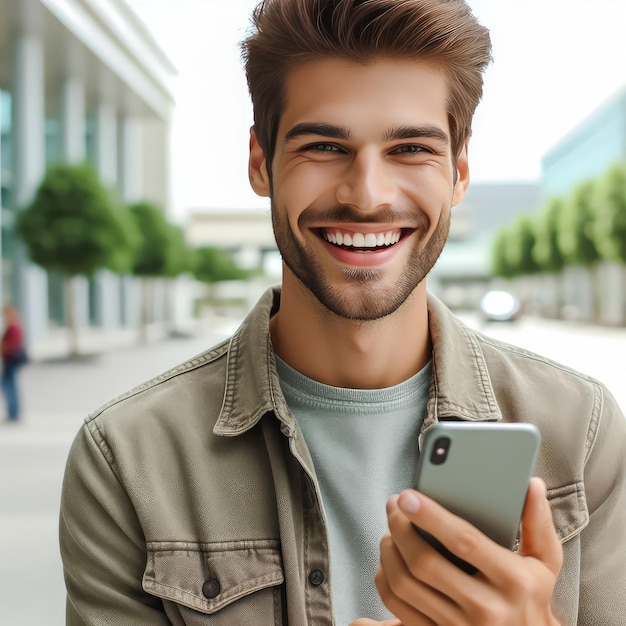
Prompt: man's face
<box><xmin>249</xmin><ymin>57</ymin><xmax>469</xmax><ymax>321</ymax></box>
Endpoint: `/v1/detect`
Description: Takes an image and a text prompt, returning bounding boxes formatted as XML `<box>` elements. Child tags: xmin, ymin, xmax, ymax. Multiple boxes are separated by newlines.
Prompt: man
<box><xmin>60</xmin><ymin>1</ymin><xmax>626</xmax><ymax>624</ymax></box>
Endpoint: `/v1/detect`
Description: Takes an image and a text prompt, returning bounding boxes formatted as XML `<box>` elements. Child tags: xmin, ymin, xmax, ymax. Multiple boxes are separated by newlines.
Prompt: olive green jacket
<box><xmin>60</xmin><ymin>288</ymin><xmax>626</xmax><ymax>625</ymax></box>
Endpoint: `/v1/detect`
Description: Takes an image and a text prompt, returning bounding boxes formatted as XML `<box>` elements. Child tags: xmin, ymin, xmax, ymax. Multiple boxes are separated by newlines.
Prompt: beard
<box><xmin>271</xmin><ymin>201</ymin><xmax>450</xmax><ymax>322</ymax></box>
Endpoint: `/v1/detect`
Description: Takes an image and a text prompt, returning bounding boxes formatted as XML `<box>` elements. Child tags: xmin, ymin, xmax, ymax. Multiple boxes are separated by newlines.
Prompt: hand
<box><xmin>376</xmin><ymin>477</ymin><xmax>563</xmax><ymax>625</ymax></box>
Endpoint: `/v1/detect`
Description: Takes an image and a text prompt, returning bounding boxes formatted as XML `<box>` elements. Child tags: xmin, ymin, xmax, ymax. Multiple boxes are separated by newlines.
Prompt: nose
<box><xmin>335</xmin><ymin>149</ymin><xmax>398</xmax><ymax>212</ymax></box>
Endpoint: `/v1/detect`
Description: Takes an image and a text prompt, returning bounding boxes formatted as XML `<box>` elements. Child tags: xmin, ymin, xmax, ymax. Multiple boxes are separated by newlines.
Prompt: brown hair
<box><xmin>242</xmin><ymin>0</ymin><xmax>492</xmax><ymax>175</ymax></box>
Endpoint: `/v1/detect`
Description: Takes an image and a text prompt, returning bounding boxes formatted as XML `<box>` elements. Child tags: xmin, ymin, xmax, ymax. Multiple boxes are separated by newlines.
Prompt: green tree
<box><xmin>128</xmin><ymin>201</ymin><xmax>173</xmax><ymax>276</ymax></box>
<box><xmin>193</xmin><ymin>246</ymin><xmax>248</xmax><ymax>284</ymax></box>
<box><xmin>533</xmin><ymin>197</ymin><xmax>566</xmax><ymax>273</ymax></box>
<box><xmin>127</xmin><ymin>201</ymin><xmax>176</xmax><ymax>342</ymax></box>
<box><xmin>490</xmin><ymin>226</ymin><xmax>516</xmax><ymax>279</ymax></box>
<box><xmin>591</xmin><ymin>162</ymin><xmax>626</xmax><ymax>263</ymax></box>
<box><xmin>557</xmin><ymin>179</ymin><xmax>601</xmax><ymax>266</ymax></box>
<box><xmin>16</xmin><ymin>163</ymin><xmax>138</xmax><ymax>355</ymax></box>
<box><xmin>165</xmin><ymin>224</ymin><xmax>194</xmax><ymax>278</ymax></box>
<box><xmin>162</xmin><ymin>224</ymin><xmax>194</xmax><ymax>332</ymax></box>
<box><xmin>508</xmin><ymin>214</ymin><xmax>540</xmax><ymax>275</ymax></box>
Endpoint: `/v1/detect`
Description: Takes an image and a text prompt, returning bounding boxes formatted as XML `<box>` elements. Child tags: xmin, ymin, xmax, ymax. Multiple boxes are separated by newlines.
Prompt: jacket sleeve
<box><xmin>578</xmin><ymin>385</ymin><xmax>626</xmax><ymax>624</ymax></box>
<box><xmin>59</xmin><ymin>422</ymin><xmax>170</xmax><ymax>625</ymax></box>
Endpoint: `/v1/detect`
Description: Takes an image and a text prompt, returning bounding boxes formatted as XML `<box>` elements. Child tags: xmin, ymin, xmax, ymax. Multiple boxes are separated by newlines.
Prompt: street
<box><xmin>1</xmin><ymin>314</ymin><xmax>625</xmax><ymax>625</ymax></box>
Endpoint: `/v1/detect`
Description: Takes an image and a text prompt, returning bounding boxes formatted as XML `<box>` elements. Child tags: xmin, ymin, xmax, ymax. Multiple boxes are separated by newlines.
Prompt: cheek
<box><xmin>275</xmin><ymin>165</ymin><xmax>340</xmax><ymax>213</ymax></box>
<box><xmin>404</xmin><ymin>169</ymin><xmax>452</xmax><ymax>219</ymax></box>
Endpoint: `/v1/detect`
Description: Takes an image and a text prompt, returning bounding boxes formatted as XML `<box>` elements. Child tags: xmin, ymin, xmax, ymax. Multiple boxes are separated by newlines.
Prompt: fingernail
<box><xmin>398</xmin><ymin>491</ymin><xmax>421</xmax><ymax>514</ymax></box>
<box><xmin>386</xmin><ymin>494</ymin><xmax>399</xmax><ymax>514</ymax></box>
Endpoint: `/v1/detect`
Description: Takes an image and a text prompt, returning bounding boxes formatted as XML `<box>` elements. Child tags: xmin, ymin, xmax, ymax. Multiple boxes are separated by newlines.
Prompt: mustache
<box><xmin>298</xmin><ymin>205</ymin><xmax>430</xmax><ymax>228</ymax></box>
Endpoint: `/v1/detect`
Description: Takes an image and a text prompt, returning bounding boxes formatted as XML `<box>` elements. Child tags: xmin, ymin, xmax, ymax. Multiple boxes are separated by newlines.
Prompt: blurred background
<box><xmin>1</xmin><ymin>0</ymin><xmax>625</xmax><ymax>623</ymax></box>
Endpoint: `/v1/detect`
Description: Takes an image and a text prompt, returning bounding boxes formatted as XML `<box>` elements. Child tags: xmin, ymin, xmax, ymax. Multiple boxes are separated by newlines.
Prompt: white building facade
<box><xmin>0</xmin><ymin>0</ymin><xmax>175</xmax><ymax>346</ymax></box>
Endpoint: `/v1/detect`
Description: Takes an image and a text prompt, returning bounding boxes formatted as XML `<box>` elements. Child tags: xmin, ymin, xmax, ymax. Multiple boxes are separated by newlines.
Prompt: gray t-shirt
<box><xmin>275</xmin><ymin>356</ymin><xmax>431</xmax><ymax>625</ymax></box>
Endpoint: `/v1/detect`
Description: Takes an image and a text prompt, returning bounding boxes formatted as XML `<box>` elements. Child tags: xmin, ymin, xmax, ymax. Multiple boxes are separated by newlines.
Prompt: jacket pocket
<box><xmin>547</xmin><ymin>482</ymin><xmax>589</xmax><ymax>543</ymax></box>
<box><xmin>143</xmin><ymin>539</ymin><xmax>284</xmax><ymax>624</ymax></box>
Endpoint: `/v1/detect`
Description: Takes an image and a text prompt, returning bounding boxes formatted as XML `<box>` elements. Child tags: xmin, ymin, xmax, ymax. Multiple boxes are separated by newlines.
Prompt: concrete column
<box><xmin>117</xmin><ymin>114</ymin><xmax>144</xmax><ymax>329</ymax></box>
<box><xmin>93</xmin><ymin>97</ymin><xmax>118</xmax><ymax>188</ymax></box>
<box><xmin>11</xmin><ymin>8</ymin><xmax>49</xmax><ymax>343</ymax></box>
<box><xmin>57</xmin><ymin>67</ymin><xmax>87</xmax><ymax>331</ymax></box>
<box><xmin>118</xmin><ymin>115</ymin><xmax>144</xmax><ymax>204</ymax></box>
<box><xmin>60</xmin><ymin>75</ymin><xmax>85</xmax><ymax>164</ymax></box>
<box><xmin>93</xmin><ymin>87</ymin><xmax>121</xmax><ymax>329</ymax></box>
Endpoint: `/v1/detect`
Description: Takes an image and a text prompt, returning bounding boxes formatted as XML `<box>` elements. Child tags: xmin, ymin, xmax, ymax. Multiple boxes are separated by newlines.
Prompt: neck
<box><xmin>270</xmin><ymin>279</ymin><xmax>431</xmax><ymax>389</ymax></box>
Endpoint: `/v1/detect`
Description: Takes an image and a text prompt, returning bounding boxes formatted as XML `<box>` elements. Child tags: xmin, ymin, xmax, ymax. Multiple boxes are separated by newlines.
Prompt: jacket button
<box><xmin>202</xmin><ymin>578</ymin><xmax>221</xmax><ymax>599</ymax></box>
<box><xmin>309</xmin><ymin>569</ymin><xmax>326</xmax><ymax>586</ymax></box>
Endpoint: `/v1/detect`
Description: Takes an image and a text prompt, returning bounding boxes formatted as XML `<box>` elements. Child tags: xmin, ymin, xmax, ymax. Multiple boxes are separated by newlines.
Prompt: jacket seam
<box><xmin>144</xmin><ymin>571</ymin><xmax>283</xmax><ymax>610</ymax></box>
<box><xmin>584</xmin><ymin>382</ymin><xmax>603</xmax><ymax>463</ymax></box>
<box><xmin>86</xmin><ymin>419</ymin><xmax>120</xmax><ymax>477</ymax></box>
<box><xmin>146</xmin><ymin>540</ymin><xmax>280</xmax><ymax>553</ymax></box>
<box><xmin>461</xmin><ymin>325</ymin><xmax>499</xmax><ymax>413</ymax></box>
<box><xmin>85</xmin><ymin>342</ymin><xmax>229</xmax><ymax>424</ymax></box>
<box><xmin>475</xmin><ymin>333</ymin><xmax>600</xmax><ymax>384</ymax></box>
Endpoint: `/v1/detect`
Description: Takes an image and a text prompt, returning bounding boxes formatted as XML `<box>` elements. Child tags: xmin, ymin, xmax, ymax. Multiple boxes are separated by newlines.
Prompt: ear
<box><xmin>249</xmin><ymin>127</ymin><xmax>271</xmax><ymax>198</ymax></box>
<box><xmin>451</xmin><ymin>140</ymin><xmax>470</xmax><ymax>207</ymax></box>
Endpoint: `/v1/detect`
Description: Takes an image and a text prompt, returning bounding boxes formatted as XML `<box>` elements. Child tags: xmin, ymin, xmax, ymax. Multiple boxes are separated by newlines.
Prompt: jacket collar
<box><xmin>214</xmin><ymin>287</ymin><xmax>502</xmax><ymax>437</ymax></box>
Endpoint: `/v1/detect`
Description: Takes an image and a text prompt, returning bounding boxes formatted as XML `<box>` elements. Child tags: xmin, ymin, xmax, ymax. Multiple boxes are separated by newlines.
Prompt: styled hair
<box><xmin>241</xmin><ymin>0</ymin><xmax>492</xmax><ymax>174</ymax></box>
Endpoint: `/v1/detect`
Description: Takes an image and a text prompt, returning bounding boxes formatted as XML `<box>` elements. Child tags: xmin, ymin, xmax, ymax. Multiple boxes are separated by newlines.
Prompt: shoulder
<box><xmin>83</xmin><ymin>337</ymin><xmax>231</xmax><ymax>449</ymax></box>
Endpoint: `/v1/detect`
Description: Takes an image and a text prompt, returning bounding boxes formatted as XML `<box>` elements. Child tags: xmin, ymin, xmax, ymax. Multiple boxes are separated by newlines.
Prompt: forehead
<box><xmin>278</xmin><ymin>57</ymin><xmax>451</xmax><ymax>139</ymax></box>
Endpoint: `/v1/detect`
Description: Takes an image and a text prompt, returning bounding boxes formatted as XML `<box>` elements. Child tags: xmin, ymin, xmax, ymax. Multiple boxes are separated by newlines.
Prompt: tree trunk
<box><xmin>139</xmin><ymin>277</ymin><xmax>150</xmax><ymax>344</ymax></box>
<box><xmin>164</xmin><ymin>278</ymin><xmax>175</xmax><ymax>335</ymax></box>
<box><xmin>65</xmin><ymin>277</ymin><xmax>80</xmax><ymax>357</ymax></box>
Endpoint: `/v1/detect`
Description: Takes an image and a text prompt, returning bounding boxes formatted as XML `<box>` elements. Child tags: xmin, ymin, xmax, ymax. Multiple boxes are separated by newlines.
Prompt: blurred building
<box><xmin>542</xmin><ymin>85</ymin><xmax>626</xmax><ymax>197</ymax></box>
<box><xmin>186</xmin><ymin>207</ymin><xmax>276</xmax><ymax>272</ymax></box>
<box><xmin>540</xmin><ymin>85</ymin><xmax>626</xmax><ymax>325</ymax></box>
<box><xmin>431</xmin><ymin>182</ymin><xmax>542</xmax><ymax>308</ymax></box>
<box><xmin>0</xmin><ymin>0</ymin><xmax>175</xmax><ymax>346</ymax></box>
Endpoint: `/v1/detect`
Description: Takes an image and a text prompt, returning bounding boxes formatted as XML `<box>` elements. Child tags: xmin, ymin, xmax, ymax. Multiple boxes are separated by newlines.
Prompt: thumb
<box><xmin>519</xmin><ymin>477</ymin><xmax>563</xmax><ymax>575</ymax></box>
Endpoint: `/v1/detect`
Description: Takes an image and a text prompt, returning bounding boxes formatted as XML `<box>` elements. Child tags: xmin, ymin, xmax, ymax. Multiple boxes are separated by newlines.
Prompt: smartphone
<box><xmin>413</xmin><ymin>422</ymin><xmax>540</xmax><ymax>574</ymax></box>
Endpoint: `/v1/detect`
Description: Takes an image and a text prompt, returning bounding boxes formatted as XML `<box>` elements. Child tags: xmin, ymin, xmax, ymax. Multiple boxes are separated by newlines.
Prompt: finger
<box><xmin>519</xmin><ymin>477</ymin><xmax>563</xmax><ymax>575</ymax></box>
<box><xmin>396</xmin><ymin>489</ymin><xmax>516</xmax><ymax>583</ymax></box>
<box><xmin>386</xmin><ymin>495</ymin><xmax>491</xmax><ymax>616</ymax></box>
<box><xmin>375</xmin><ymin>560</ymin><xmax>438</xmax><ymax>626</ymax></box>
<box><xmin>379</xmin><ymin>529</ymin><xmax>467</xmax><ymax>625</ymax></box>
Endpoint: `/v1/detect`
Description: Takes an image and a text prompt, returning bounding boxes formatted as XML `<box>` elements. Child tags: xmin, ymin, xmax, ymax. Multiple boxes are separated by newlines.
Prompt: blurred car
<box><xmin>480</xmin><ymin>290</ymin><xmax>521</xmax><ymax>322</ymax></box>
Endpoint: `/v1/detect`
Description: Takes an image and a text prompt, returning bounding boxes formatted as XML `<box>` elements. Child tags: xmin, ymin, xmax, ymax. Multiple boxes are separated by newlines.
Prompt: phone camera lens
<box><xmin>431</xmin><ymin>436</ymin><xmax>450</xmax><ymax>465</ymax></box>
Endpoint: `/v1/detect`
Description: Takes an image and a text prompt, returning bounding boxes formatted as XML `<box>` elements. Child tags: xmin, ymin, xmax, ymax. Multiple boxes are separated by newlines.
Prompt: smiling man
<box><xmin>60</xmin><ymin>1</ymin><xmax>626</xmax><ymax>625</ymax></box>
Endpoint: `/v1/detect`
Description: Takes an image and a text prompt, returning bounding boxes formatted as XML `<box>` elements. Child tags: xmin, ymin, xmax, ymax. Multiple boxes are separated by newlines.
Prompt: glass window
<box><xmin>45</xmin><ymin>116</ymin><xmax>61</xmax><ymax>166</ymax></box>
<box><xmin>1</xmin><ymin>89</ymin><xmax>13</xmax><ymax>210</ymax></box>
<box><xmin>85</xmin><ymin>113</ymin><xmax>96</xmax><ymax>166</ymax></box>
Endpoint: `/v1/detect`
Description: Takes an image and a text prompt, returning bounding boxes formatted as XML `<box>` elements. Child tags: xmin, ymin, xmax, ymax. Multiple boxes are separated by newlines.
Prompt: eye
<box><xmin>302</xmin><ymin>143</ymin><xmax>344</xmax><ymax>153</ymax></box>
<box><xmin>391</xmin><ymin>144</ymin><xmax>432</xmax><ymax>155</ymax></box>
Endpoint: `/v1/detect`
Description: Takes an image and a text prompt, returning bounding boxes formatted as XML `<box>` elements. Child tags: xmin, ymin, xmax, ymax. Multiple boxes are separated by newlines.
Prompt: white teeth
<box><xmin>323</xmin><ymin>229</ymin><xmax>402</xmax><ymax>249</ymax></box>
<box><xmin>364</xmin><ymin>233</ymin><xmax>377</xmax><ymax>247</ymax></box>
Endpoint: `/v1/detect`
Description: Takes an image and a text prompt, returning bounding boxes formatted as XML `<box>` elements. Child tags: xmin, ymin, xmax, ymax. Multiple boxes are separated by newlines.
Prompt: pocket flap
<box><xmin>547</xmin><ymin>482</ymin><xmax>589</xmax><ymax>543</ymax></box>
<box><xmin>143</xmin><ymin>539</ymin><xmax>284</xmax><ymax>614</ymax></box>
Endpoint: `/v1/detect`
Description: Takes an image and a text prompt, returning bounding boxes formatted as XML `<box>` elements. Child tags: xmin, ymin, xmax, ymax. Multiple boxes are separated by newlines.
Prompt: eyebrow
<box><xmin>283</xmin><ymin>122</ymin><xmax>449</xmax><ymax>145</ymax></box>
<box><xmin>383</xmin><ymin>125</ymin><xmax>449</xmax><ymax>145</ymax></box>
<box><xmin>284</xmin><ymin>123</ymin><xmax>351</xmax><ymax>142</ymax></box>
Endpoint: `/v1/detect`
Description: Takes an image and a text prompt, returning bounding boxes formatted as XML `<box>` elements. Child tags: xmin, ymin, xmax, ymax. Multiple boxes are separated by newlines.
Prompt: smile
<box><xmin>321</xmin><ymin>228</ymin><xmax>404</xmax><ymax>250</ymax></box>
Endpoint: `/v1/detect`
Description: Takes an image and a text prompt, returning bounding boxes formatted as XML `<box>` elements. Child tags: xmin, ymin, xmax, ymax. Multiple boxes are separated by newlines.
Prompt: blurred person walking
<box><xmin>1</xmin><ymin>305</ymin><xmax>26</xmax><ymax>422</ymax></box>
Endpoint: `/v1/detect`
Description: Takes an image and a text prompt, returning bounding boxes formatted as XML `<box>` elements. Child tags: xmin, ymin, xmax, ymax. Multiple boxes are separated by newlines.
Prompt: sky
<box><xmin>127</xmin><ymin>0</ymin><xmax>626</xmax><ymax>216</ymax></box>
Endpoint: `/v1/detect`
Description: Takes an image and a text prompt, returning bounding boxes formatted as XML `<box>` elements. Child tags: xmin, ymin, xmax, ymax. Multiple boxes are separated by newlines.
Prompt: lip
<box><xmin>315</xmin><ymin>226</ymin><xmax>414</xmax><ymax>268</ymax></box>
